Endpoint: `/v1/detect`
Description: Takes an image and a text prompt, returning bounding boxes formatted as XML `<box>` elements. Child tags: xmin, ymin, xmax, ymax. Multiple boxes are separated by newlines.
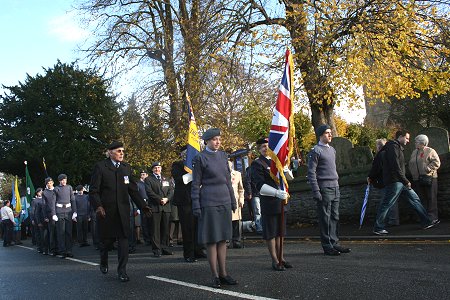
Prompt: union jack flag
<box><xmin>267</xmin><ymin>49</ymin><xmax>295</xmax><ymax>194</ymax></box>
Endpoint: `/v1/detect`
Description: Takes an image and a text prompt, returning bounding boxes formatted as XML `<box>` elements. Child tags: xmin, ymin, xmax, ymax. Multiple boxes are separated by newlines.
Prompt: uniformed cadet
<box><xmin>31</xmin><ymin>188</ymin><xmax>44</xmax><ymax>253</ymax></box>
<box><xmin>74</xmin><ymin>185</ymin><xmax>90</xmax><ymax>247</ymax></box>
<box><xmin>42</xmin><ymin>177</ymin><xmax>58</xmax><ymax>256</ymax></box>
<box><xmin>54</xmin><ymin>174</ymin><xmax>77</xmax><ymax>258</ymax></box>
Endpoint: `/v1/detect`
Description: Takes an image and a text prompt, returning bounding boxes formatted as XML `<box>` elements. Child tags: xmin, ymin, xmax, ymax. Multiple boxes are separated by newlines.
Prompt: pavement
<box><xmin>243</xmin><ymin>219</ymin><xmax>450</xmax><ymax>241</ymax></box>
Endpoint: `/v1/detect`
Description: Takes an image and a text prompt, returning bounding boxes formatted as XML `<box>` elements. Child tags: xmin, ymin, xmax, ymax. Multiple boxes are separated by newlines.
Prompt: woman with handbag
<box><xmin>408</xmin><ymin>134</ymin><xmax>441</xmax><ymax>224</ymax></box>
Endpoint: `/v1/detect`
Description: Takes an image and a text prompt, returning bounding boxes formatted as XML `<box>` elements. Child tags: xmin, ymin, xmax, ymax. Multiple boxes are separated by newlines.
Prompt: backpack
<box><xmin>370</xmin><ymin>149</ymin><xmax>385</xmax><ymax>189</ymax></box>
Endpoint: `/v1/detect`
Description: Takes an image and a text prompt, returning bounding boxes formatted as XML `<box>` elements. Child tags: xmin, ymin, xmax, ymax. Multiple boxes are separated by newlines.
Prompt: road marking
<box><xmin>15</xmin><ymin>245</ymin><xmax>99</xmax><ymax>266</ymax></box>
<box><xmin>146</xmin><ymin>275</ymin><xmax>279</xmax><ymax>300</ymax></box>
<box><xmin>65</xmin><ymin>257</ymin><xmax>99</xmax><ymax>266</ymax></box>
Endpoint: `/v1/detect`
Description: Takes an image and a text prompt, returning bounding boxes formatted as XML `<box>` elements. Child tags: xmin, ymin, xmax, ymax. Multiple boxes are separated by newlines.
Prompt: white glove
<box><xmin>284</xmin><ymin>166</ymin><xmax>294</xmax><ymax>181</ymax></box>
<box><xmin>182</xmin><ymin>173</ymin><xmax>193</xmax><ymax>184</ymax></box>
<box><xmin>72</xmin><ymin>212</ymin><xmax>77</xmax><ymax>220</ymax></box>
<box><xmin>52</xmin><ymin>215</ymin><xmax>58</xmax><ymax>222</ymax></box>
<box><xmin>275</xmin><ymin>190</ymin><xmax>288</xmax><ymax>200</ymax></box>
<box><xmin>137</xmin><ymin>209</ymin><xmax>141</xmax><ymax>215</ymax></box>
<box><xmin>260</xmin><ymin>184</ymin><xmax>288</xmax><ymax>200</ymax></box>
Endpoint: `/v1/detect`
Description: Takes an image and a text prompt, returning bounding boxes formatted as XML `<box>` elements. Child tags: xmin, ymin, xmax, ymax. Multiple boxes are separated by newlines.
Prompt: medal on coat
<box><xmin>162</xmin><ymin>180</ymin><xmax>169</xmax><ymax>187</ymax></box>
<box><xmin>124</xmin><ymin>176</ymin><xmax>130</xmax><ymax>184</ymax></box>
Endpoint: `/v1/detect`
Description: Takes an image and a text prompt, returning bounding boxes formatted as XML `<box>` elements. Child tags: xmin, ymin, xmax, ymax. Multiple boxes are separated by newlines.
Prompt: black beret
<box><xmin>256</xmin><ymin>137</ymin><xmax>268</xmax><ymax>145</ymax></box>
<box><xmin>45</xmin><ymin>177</ymin><xmax>53</xmax><ymax>184</ymax></box>
<box><xmin>76</xmin><ymin>185</ymin><xmax>84</xmax><ymax>191</ymax></box>
<box><xmin>140</xmin><ymin>170</ymin><xmax>148</xmax><ymax>174</ymax></box>
<box><xmin>315</xmin><ymin>124</ymin><xmax>331</xmax><ymax>138</ymax></box>
<box><xmin>57</xmin><ymin>174</ymin><xmax>67</xmax><ymax>181</ymax></box>
<box><xmin>35</xmin><ymin>188</ymin><xmax>43</xmax><ymax>194</ymax></box>
<box><xmin>202</xmin><ymin>128</ymin><xmax>221</xmax><ymax>141</ymax></box>
<box><xmin>151</xmin><ymin>162</ymin><xmax>161</xmax><ymax>169</ymax></box>
<box><xmin>107</xmin><ymin>140</ymin><xmax>124</xmax><ymax>150</ymax></box>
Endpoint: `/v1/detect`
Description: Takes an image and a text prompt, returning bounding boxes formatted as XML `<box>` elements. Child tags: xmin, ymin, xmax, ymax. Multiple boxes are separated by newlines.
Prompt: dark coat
<box><xmin>251</xmin><ymin>155</ymin><xmax>282</xmax><ymax>215</ymax></box>
<box><xmin>144</xmin><ymin>174</ymin><xmax>174</xmax><ymax>213</ymax></box>
<box><xmin>171</xmin><ymin>160</ymin><xmax>192</xmax><ymax>206</ymax></box>
<box><xmin>89</xmin><ymin>159</ymin><xmax>147</xmax><ymax>239</ymax></box>
<box><xmin>382</xmin><ymin>140</ymin><xmax>409</xmax><ymax>186</ymax></box>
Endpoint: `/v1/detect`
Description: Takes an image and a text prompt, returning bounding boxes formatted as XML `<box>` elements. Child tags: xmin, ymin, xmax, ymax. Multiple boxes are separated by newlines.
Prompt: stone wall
<box><xmin>283</xmin><ymin>126</ymin><xmax>450</xmax><ymax>225</ymax></box>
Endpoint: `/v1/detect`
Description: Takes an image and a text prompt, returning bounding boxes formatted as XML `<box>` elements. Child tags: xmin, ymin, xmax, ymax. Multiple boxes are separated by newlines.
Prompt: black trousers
<box><xmin>90</xmin><ymin>214</ymin><xmax>99</xmax><ymax>246</ymax></box>
<box><xmin>48</xmin><ymin>220</ymin><xmax>58</xmax><ymax>254</ymax></box>
<box><xmin>101</xmin><ymin>238</ymin><xmax>128</xmax><ymax>275</ymax></box>
<box><xmin>76</xmin><ymin>215</ymin><xmax>89</xmax><ymax>244</ymax></box>
<box><xmin>151</xmin><ymin>211</ymin><xmax>170</xmax><ymax>251</ymax></box>
<box><xmin>34</xmin><ymin>224</ymin><xmax>43</xmax><ymax>251</ymax></box>
<box><xmin>178</xmin><ymin>204</ymin><xmax>203</xmax><ymax>259</ymax></box>
<box><xmin>141</xmin><ymin>214</ymin><xmax>153</xmax><ymax>243</ymax></box>
<box><xmin>2</xmin><ymin>220</ymin><xmax>13</xmax><ymax>246</ymax></box>
<box><xmin>39</xmin><ymin>223</ymin><xmax>49</xmax><ymax>253</ymax></box>
<box><xmin>56</xmin><ymin>213</ymin><xmax>73</xmax><ymax>254</ymax></box>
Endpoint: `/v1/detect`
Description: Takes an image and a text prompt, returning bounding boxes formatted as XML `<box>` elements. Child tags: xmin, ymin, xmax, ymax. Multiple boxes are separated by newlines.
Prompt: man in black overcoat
<box><xmin>145</xmin><ymin>161</ymin><xmax>174</xmax><ymax>257</ymax></box>
<box><xmin>89</xmin><ymin>141</ymin><xmax>151</xmax><ymax>282</ymax></box>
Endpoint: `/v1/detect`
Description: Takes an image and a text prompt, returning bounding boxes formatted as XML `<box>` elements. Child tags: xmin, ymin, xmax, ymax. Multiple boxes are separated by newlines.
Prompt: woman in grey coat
<box><xmin>191</xmin><ymin>128</ymin><xmax>237</xmax><ymax>288</ymax></box>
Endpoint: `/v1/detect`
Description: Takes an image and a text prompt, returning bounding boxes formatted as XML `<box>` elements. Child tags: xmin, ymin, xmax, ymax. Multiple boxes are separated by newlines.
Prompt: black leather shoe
<box><xmin>324</xmin><ymin>248</ymin><xmax>340</xmax><ymax>256</ymax></box>
<box><xmin>153</xmin><ymin>250</ymin><xmax>161</xmax><ymax>257</ymax></box>
<box><xmin>161</xmin><ymin>249</ymin><xmax>173</xmax><ymax>255</ymax></box>
<box><xmin>185</xmin><ymin>257</ymin><xmax>198</xmax><ymax>263</ymax></box>
<box><xmin>100</xmin><ymin>264</ymin><xmax>108</xmax><ymax>274</ymax></box>
<box><xmin>66</xmin><ymin>252</ymin><xmax>74</xmax><ymax>258</ymax></box>
<box><xmin>334</xmin><ymin>245</ymin><xmax>351</xmax><ymax>253</ymax></box>
<box><xmin>118</xmin><ymin>273</ymin><xmax>130</xmax><ymax>282</ymax></box>
<box><xmin>195</xmin><ymin>251</ymin><xmax>207</xmax><ymax>259</ymax></box>
<box><xmin>219</xmin><ymin>275</ymin><xmax>238</xmax><ymax>285</ymax></box>
<box><xmin>60</xmin><ymin>253</ymin><xmax>67</xmax><ymax>259</ymax></box>
<box><xmin>51</xmin><ymin>252</ymin><xmax>58</xmax><ymax>257</ymax></box>
<box><xmin>232</xmin><ymin>242</ymin><xmax>242</xmax><ymax>249</ymax></box>
<box><xmin>272</xmin><ymin>262</ymin><xmax>286</xmax><ymax>271</ymax></box>
<box><xmin>282</xmin><ymin>261</ymin><xmax>293</xmax><ymax>268</ymax></box>
<box><xmin>212</xmin><ymin>277</ymin><xmax>221</xmax><ymax>288</ymax></box>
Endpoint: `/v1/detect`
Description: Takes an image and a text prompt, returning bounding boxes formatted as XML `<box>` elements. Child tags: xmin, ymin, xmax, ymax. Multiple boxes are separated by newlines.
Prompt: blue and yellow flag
<box><xmin>184</xmin><ymin>93</ymin><xmax>201</xmax><ymax>174</ymax></box>
<box><xmin>14</xmin><ymin>176</ymin><xmax>22</xmax><ymax>213</ymax></box>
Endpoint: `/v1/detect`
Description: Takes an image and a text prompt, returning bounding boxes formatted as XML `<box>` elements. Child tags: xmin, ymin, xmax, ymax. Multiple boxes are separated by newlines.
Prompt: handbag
<box><xmin>416</xmin><ymin>151</ymin><xmax>432</xmax><ymax>186</ymax></box>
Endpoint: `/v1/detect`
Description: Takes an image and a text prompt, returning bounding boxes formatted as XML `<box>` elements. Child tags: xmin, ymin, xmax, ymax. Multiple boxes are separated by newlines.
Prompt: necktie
<box><xmin>115</xmin><ymin>162</ymin><xmax>120</xmax><ymax>168</ymax></box>
<box><xmin>156</xmin><ymin>175</ymin><xmax>161</xmax><ymax>181</ymax></box>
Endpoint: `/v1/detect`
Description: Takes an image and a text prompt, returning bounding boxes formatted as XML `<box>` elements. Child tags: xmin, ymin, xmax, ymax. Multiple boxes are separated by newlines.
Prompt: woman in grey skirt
<box><xmin>191</xmin><ymin>128</ymin><xmax>237</xmax><ymax>288</ymax></box>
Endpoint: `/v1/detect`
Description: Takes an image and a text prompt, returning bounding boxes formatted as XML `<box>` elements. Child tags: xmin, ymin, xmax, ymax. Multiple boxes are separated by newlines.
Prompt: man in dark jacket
<box><xmin>42</xmin><ymin>177</ymin><xmax>58</xmax><ymax>256</ymax></box>
<box><xmin>145</xmin><ymin>161</ymin><xmax>174</xmax><ymax>257</ymax></box>
<box><xmin>171</xmin><ymin>146</ymin><xmax>205</xmax><ymax>262</ymax></box>
<box><xmin>372</xmin><ymin>130</ymin><xmax>438</xmax><ymax>235</ymax></box>
<box><xmin>89</xmin><ymin>141</ymin><xmax>151</xmax><ymax>282</ymax></box>
<box><xmin>74</xmin><ymin>185</ymin><xmax>90</xmax><ymax>247</ymax></box>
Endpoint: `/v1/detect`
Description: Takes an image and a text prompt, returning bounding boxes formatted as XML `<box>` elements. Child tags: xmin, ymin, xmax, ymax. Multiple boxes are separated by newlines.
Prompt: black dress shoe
<box><xmin>232</xmin><ymin>242</ymin><xmax>242</xmax><ymax>249</ymax></box>
<box><xmin>219</xmin><ymin>275</ymin><xmax>237</xmax><ymax>285</ymax></box>
<box><xmin>282</xmin><ymin>261</ymin><xmax>293</xmax><ymax>268</ymax></box>
<box><xmin>161</xmin><ymin>249</ymin><xmax>173</xmax><ymax>255</ymax></box>
<box><xmin>272</xmin><ymin>262</ymin><xmax>286</xmax><ymax>271</ymax></box>
<box><xmin>118</xmin><ymin>273</ymin><xmax>130</xmax><ymax>282</ymax></box>
<box><xmin>212</xmin><ymin>277</ymin><xmax>221</xmax><ymax>288</ymax></box>
<box><xmin>324</xmin><ymin>248</ymin><xmax>340</xmax><ymax>256</ymax></box>
<box><xmin>43</xmin><ymin>252</ymin><xmax>49</xmax><ymax>255</ymax></box>
<box><xmin>66</xmin><ymin>253</ymin><xmax>74</xmax><ymax>258</ymax></box>
<box><xmin>51</xmin><ymin>252</ymin><xmax>58</xmax><ymax>257</ymax></box>
<box><xmin>153</xmin><ymin>250</ymin><xmax>161</xmax><ymax>257</ymax></box>
<box><xmin>195</xmin><ymin>251</ymin><xmax>207</xmax><ymax>259</ymax></box>
<box><xmin>185</xmin><ymin>257</ymin><xmax>198</xmax><ymax>263</ymax></box>
<box><xmin>100</xmin><ymin>264</ymin><xmax>108</xmax><ymax>274</ymax></box>
<box><xmin>128</xmin><ymin>248</ymin><xmax>136</xmax><ymax>254</ymax></box>
<box><xmin>60</xmin><ymin>253</ymin><xmax>67</xmax><ymax>259</ymax></box>
<box><xmin>334</xmin><ymin>245</ymin><xmax>351</xmax><ymax>253</ymax></box>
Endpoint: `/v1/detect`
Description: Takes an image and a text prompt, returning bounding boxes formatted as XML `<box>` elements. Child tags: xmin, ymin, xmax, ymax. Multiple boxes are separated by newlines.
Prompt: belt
<box><xmin>56</xmin><ymin>203</ymin><xmax>71</xmax><ymax>208</ymax></box>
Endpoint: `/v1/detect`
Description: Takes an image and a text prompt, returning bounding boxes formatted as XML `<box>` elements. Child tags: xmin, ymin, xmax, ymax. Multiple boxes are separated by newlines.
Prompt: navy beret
<box><xmin>151</xmin><ymin>162</ymin><xmax>161</xmax><ymax>169</ymax></box>
<box><xmin>35</xmin><ymin>188</ymin><xmax>43</xmax><ymax>194</ymax></box>
<box><xmin>57</xmin><ymin>174</ymin><xmax>67</xmax><ymax>181</ymax></box>
<box><xmin>107</xmin><ymin>141</ymin><xmax>124</xmax><ymax>150</ymax></box>
<box><xmin>315</xmin><ymin>124</ymin><xmax>331</xmax><ymax>138</ymax></box>
<box><xmin>202</xmin><ymin>128</ymin><xmax>221</xmax><ymax>141</ymax></box>
<box><xmin>256</xmin><ymin>137</ymin><xmax>268</xmax><ymax>145</ymax></box>
<box><xmin>45</xmin><ymin>177</ymin><xmax>53</xmax><ymax>184</ymax></box>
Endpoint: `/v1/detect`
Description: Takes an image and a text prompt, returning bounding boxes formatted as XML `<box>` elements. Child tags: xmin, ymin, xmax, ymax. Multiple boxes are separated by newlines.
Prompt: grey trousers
<box><xmin>316</xmin><ymin>187</ymin><xmax>340</xmax><ymax>251</ymax></box>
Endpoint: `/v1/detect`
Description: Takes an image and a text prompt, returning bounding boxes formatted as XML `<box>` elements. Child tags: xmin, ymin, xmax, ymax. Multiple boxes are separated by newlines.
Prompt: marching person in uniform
<box><xmin>42</xmin><ymin>177</ymin><xmax>58</xmax><ymax>256</ymax></box>
<box><xmin>191</xmin><ymin>128</ymin><xmax>237</xmax><ymax>288</ymax></box>
<box><xmin>31</xmin><ymin>188</ymin><xmax>44</xmax><ymax>253</ymax></box>
<box><xmin>54</xmin><ymin>174</ymin><xmax>76</xmax><ymax>258</ymax></box>
<box><xmin>74</xmin><ymin>185</ymin><xmax>90</xmax><ymax>247</ymax></box>
<box><xmin>145</xmin><ymin>162</ymin><xmax>174</xmax><ymax>257</ymax></box>
<box><xmin>89</xmin><ymin>141</ymin><xmax>152</xmax><ymax>282</ymax></box>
